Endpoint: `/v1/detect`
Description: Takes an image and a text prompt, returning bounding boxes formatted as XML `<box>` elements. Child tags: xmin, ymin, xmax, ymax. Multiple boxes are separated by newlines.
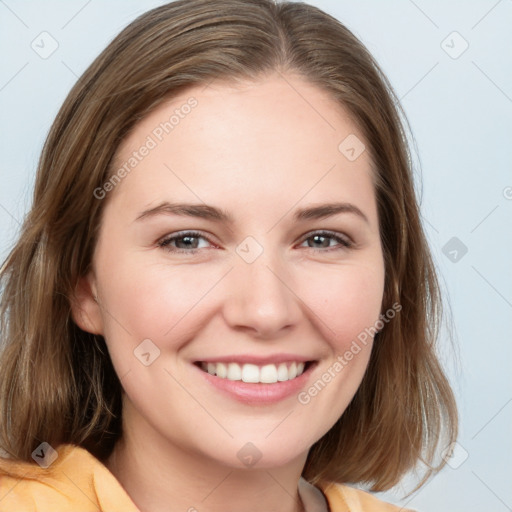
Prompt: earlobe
<box><xmin>70</xmin><ymin>273</ymin><xmax>104</xmax><ymax>335</ymax></box>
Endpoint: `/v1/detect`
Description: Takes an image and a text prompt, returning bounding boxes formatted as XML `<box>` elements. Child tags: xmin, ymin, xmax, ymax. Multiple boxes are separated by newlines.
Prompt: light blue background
<box><xmin>1</xmin><ymin>1</ymin><xmax>511</xmax><ymax>510</ymax></box>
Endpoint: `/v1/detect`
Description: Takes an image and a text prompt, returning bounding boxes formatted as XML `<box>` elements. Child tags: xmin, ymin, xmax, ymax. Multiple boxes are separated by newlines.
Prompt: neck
<box><xmin>105</xmin><ymin>405</ymin><xmax>309</xmax><ymax>512</ymax></box>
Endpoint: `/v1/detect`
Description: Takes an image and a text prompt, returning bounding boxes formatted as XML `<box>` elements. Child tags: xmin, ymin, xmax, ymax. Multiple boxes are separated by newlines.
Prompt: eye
<box><xmin>298</xmin><ymin>230</ymin><xmax>353</xmax><ymax>251</ymax></box>
<box><xmin>157</xmin><ymin>229</ymin><xmax>353</xmax><ymax>254</ymax></box>
<box><xmin>158</xmin><ymin>231</ymin><xmax>214</xmax><ymax>253</ymax></box>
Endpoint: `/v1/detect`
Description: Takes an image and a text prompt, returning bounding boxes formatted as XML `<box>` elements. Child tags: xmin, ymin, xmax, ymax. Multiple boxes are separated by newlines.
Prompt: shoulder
<box><xmin>0</xmin><ymin>443</ymin><xmax>138</xmax><ymax>512</ymax></box>
<box><xmin>319</xmin><ymin>481</ymin><xmax>414</xmax><ymax>512</ymax></box>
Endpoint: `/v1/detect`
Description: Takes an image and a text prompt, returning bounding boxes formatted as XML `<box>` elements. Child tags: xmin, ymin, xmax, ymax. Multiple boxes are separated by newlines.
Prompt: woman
<box><xmin>0</xmin><ymin>1</ymin><xmax>457</xmax><ymax>510</ymax></box>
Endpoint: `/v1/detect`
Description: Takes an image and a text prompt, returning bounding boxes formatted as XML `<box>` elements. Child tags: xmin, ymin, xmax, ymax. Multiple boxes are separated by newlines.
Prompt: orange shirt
<box><xmin>0</xmin><ymin>444</ymin><xmax>407</xmax><ymax>511</ymax></box>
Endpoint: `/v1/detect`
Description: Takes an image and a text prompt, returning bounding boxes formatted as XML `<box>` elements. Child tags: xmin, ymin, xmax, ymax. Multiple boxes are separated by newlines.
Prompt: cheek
<box><xmin>95</xmin><ymin>252</ymin><xmax>227</xmax><ymax>350</ymax></box>
<box><xmin>297</xmin><ymin>261</ymin><xmax>385</xmax><ymax>352</ymax></box>
<box><xmin>291</xmin><ymin>263</ymin><xmax>384</xmax><ymax>435</ymax></box>
<box><xmin>96</xmin><ymin>249</ymin><xmax>384</xmax><ymax>361</ymax></box>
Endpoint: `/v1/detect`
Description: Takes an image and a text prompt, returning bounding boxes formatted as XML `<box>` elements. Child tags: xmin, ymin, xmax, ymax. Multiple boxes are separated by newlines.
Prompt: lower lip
<box><xmin>193</xmin><ymin>363</ymin><xmax>316</xmax><ymax>405</ymax></box>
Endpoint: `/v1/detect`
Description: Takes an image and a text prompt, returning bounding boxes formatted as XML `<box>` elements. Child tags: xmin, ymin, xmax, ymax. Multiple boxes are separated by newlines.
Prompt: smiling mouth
<box><xmin>194</xmin><ymin>361</ymin><xmax>315</xmax><ymax>384</ymax></box>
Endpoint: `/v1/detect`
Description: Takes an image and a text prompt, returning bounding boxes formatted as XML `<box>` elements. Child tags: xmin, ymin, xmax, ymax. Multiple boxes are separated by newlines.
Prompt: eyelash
<box><xmin>157</xmin><ymin>230</ymin><xmax>353</xmax><ymax>254</ymax></box>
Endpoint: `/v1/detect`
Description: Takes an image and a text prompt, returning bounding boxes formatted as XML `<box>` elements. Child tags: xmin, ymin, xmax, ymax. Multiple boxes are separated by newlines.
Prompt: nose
<box><xmin>221</xmin><ymin>251</ymin><xmax>302</xmax><ymax>338</ymax></box>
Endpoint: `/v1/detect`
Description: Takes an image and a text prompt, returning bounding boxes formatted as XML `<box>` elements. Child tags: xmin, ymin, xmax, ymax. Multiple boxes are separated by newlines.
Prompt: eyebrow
<box><xmin>135</xmin><ymin>201</ymin><xmax>369</xmax><ymax>224</ymax></box>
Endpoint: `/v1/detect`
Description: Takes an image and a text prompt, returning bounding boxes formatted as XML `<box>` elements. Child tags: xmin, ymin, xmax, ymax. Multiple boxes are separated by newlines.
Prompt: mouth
<box><xmin>192</xmin><ymin>355</ymin><xmax>318</xmax><ymax>404</ymax></box>
<box><xmin>193</xmin><ymin>360</ymin><xmax>316</xmax><ymax>384</ymax></box>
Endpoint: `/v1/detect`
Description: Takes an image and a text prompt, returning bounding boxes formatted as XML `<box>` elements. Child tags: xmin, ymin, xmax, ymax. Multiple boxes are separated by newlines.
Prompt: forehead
<box><xmin>109</xmin><ymin>73</ymin><xmax>377</xmax><ymax>223</ymax></box>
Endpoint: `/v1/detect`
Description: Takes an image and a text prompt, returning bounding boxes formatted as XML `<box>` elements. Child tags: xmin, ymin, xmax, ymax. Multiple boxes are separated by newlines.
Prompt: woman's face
<box><xmin>76</xmin><ymin>73</ymin><xmax>385</xmax><ymax>469</ymax></box>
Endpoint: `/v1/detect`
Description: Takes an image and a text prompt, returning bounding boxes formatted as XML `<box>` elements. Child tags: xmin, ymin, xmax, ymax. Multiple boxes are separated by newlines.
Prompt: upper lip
<box><xmin>194</xmin><ymin>354</ymin><xmax>315</xmax><ymax>365</ymax></box>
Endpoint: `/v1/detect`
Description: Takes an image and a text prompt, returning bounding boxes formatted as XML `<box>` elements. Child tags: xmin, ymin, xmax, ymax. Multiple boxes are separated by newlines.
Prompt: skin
<box><xmin>72</xmin><ymin>72</ymin><xmax>385</xmax><ymax>512</ymax></box>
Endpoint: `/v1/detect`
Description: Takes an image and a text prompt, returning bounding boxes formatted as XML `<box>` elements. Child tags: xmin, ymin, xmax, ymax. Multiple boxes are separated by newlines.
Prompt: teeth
<box><xmin>288</xmin><ymin>362</ymin><xmax>297</xmax><ymax>379</ymax></box>
<box><xmin>216</xmin><ymin>362</ymin><xmax>227</xmax><ymax>378</ymax></box>
<box><xmin>260</xmin><ymin>364</ymin><xmax>278</xmax><ymax>383</ymax></box>
<box><xmin>199</xmin><ymin>361</ymin><xmax>307</xmax><ymax>383</ymax></box>
<box><xmin>241</xmin><ymin>364</ymin><xmax>260</xmax><ymax>383</ymax></box>
<box><xmin>227</xmin><ymin>362</ymin><xmax>242</xmax><ymax>380</ymax></box>
<box><xmin>277</xmin><ymin>363</ymin><xmax>288</xmax><ymax>381</ymax></box>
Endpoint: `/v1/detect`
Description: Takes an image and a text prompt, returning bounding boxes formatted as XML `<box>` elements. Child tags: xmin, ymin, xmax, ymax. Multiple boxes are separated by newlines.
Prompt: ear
<box><xmin>70</xmin><ymin>272</ymin><xmax>104</xmax><ymax>335</ymax></box>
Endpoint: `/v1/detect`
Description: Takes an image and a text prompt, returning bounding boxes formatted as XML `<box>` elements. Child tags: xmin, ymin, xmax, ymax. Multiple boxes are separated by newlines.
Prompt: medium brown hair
<box><xmin>0</xmin><ymin>0</ymin><xmax>457</xmax><ymax>491</ymax></box>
